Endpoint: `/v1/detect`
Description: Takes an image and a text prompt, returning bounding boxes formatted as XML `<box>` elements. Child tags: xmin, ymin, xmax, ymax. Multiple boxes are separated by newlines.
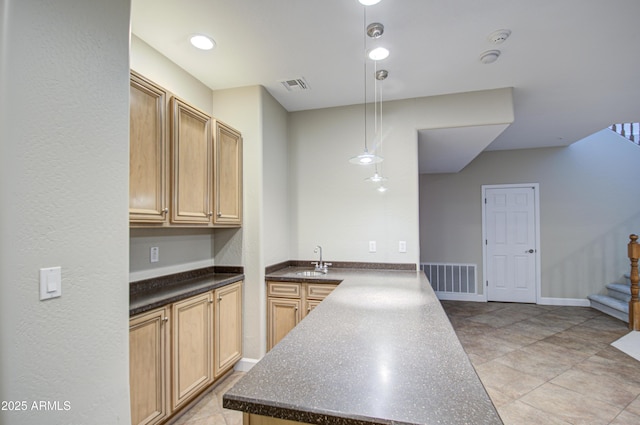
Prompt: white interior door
<box><xmin>483</xmin><ymin>185</ymin><xmax>539</xmax><ymax>303</ymax></box>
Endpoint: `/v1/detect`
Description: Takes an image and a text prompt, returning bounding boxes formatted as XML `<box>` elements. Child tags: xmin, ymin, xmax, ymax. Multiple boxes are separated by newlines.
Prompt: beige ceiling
<box><xmin>131</xmin><ymin>0</ymin><xmax>640</xmax><ymax>172</ymax></box>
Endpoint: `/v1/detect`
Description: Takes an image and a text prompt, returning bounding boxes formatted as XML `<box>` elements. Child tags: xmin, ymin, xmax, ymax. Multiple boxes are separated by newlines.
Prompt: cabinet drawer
<box><xmin>267</xmin><ymin>281</ymin><xmax>301</xmax><ymax>298</ymax></box>
<box><xmin>306</xmin><ymin>284</ymin><xmax>337</xmax><ymax>300</ymax></box>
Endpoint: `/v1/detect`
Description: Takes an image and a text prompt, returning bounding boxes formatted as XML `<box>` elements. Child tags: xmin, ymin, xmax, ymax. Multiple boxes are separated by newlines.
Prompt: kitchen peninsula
<box><xmin>223</xmin><ymin>267</ymin><xmax>502</xmax><ymax>425</ymax></box>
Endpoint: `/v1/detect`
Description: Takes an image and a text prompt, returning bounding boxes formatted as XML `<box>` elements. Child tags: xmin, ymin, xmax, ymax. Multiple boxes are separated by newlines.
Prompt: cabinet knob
<box><xmin>162</xmin><ymin>207</ymin><xmax>168</xmax><ymax>213</ymax></box>
<box><xmin>294</xmin><ymin>306</ymin><xmax>298</xmax><ymax>311</ymax></box>
<box><xmin>217</xmin><ymin>296</ymin><xmax>223</xmax><ymax>302</ymax></box>
<box><xmin>217</xmin><ymin>212</ymin><xmax>222</xmax><ymax>217</ymax></box>
<box><xmin>208</xmin><ymin>211</ymin><xmax>213</xmax><ymax>217</ymax></box>
<box><xmin>162</xmin><ymin>317</ymin><xmax>169</xmax><ymax>322</ymax></box>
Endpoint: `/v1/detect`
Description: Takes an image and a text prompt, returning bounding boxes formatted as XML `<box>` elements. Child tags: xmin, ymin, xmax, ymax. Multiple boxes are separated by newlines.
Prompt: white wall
<box><xmin>289</xmin><ymin>103</ymin><xmax>419</xmax><ymax>264</ymax></box>
<box><xmin>420</xmin><ymin>129</ymin><xmax>640</xmax><ymax>299</ymax></box>
<box><xmin>263</xmin><ymin>90</ymin><xmax>291</xmax><ymax>267</ymax></box>
<box><xmin>0</xmin><ymin>1</ymin><xmax>131</xmax><ymax>424</ymax></box>
<box><xmin>287</xmin><ymin>89</ymin><xmax>512</xmax><ymax>266</ymax></box>
<box><xmin>213</xmin><ymin>85</ymin><xmax>263</xmax><ymax>360</ymax></box>
<box><xmin>131</xmin><ymin>35</ymin><xmax>212</xmax><ymax>115</ymax></box>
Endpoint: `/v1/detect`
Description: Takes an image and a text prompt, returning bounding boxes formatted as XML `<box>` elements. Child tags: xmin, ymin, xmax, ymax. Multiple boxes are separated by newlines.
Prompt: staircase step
<box><xmin>607</xmin><ymin>283</ymin><xmax>631</xmax><ymax>302</ymax></box>
<box><xmin>588</xmin><ymin>294</ymin><xmax>629</xmax><ymax>323</ymax></box>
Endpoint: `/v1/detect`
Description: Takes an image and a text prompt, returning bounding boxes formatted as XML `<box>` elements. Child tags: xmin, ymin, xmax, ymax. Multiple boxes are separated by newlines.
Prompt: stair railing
<box><xmin>611</xmin><ymin>123</ymin><xmax>640</xmax><ymax>145</ymax></box>
<box><xmin>628</xmin><ymin>234</ymin><xmax>640</xmax><ymax>330</ymax></box>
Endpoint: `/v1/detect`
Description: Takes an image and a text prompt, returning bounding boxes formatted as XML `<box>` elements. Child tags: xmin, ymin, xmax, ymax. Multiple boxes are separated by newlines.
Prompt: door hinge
<box><xmin>484</xmin><ymin>198</ymin><xmax>487</xmax><ymax>204</ymax></box>
<box><xmin>485</xmin><ymin>239</ymin><xmax>487</xmax><ymax>245</ymax></box>
<box><xmin>486</xmin><ymin>280</ymin><xmax>488</xmax><ymax>287</ymax></box>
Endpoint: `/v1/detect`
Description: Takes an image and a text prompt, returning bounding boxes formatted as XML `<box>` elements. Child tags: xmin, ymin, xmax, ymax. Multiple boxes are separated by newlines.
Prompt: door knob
<box><xmin>526</xmin><ymin>249</ymin><xmax>535</xmax><ymax>253</ymax></box>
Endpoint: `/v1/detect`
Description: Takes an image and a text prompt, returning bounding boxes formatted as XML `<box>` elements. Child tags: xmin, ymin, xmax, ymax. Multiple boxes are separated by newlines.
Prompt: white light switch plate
<box><xmin>369</xmin><ymin>241</ymin><xmax>377</xmax><ymax>253</ymax></box>
<box><xmin>399</xmin><ymin>241</ymin><xmax>407</xmax><ymax>253</ymax></box>
<box><xmin>40</xmin><ymin>266</ymin><xmax>62</xmax><ymax>300</ymax></box>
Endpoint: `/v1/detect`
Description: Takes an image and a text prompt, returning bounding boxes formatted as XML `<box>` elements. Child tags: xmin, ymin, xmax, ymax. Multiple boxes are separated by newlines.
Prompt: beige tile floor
<box><xmin>442</xmin><ymin>301</ymin><xmax>640</xmax><ymax>424</ymax></box>
<box><xmin>172</xmin><ymin>302</ymin><xmax>640</xmax><ymax>425</ymax></box>
<box><xmin>169</xmin><ymin>371</ymin><xmax>245</xmax><ymax>425</ymax></box>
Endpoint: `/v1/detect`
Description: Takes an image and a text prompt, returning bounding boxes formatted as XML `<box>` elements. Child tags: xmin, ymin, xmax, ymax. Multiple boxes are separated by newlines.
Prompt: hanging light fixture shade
<box><xmin>365</xmin><ymin>64</ymin><xmax>389</xmax><ymax>186</ymax></box>
<box><xmin>350</xmin><ymin>149</ymin><xmax>383</xmax><ymax>165</ymax></box>
<box><xmin>365</xmin><ymin>170</ymin><xmax>388</xmax><ymax>182</ymax></box>
<box><xmin>350</xmin><ymin>5</ymin><xmax>384</xmax><ymax>166</ymax></box>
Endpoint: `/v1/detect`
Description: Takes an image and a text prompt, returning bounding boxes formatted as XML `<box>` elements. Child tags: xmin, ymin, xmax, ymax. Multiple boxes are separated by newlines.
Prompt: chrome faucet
<box><xmin>311</xmin><ymin>245</ymin><xmax>331</xmax><ymax>273</ymax></box>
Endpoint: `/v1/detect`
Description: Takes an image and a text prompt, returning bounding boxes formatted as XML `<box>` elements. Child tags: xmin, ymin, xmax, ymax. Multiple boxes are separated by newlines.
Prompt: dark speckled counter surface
<box><xmin>129</xmin><ymin>267</ymin><xmax>244</xmax><ymax>316</ymax></box>
<box><xmin>223</xmin><ymin>267</ymin><xmax>502</xmax><ymax>425</ymax></box>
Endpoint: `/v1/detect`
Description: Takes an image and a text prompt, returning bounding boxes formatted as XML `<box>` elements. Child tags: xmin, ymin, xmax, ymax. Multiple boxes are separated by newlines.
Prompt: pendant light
<box><xmin>366</xmin><ymin>62</ymin><xmax>389</xmax><ymax>191</ymax></box>
<box><xmin>349</xmin><ymin>6</ymin><xmax>383</xmax><ymax>166</ymax></box>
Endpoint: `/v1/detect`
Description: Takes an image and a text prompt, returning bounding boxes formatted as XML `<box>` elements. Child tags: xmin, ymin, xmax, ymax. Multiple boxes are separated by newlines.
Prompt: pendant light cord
<box><xmin>363</xmin><ymin>6</ymin><xmax>368</xmax><ymax>153</ymax></box>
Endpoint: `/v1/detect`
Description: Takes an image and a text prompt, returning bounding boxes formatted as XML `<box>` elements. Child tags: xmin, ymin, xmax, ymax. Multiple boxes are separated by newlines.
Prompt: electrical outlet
<box><xmin>399</xmin><ymin>240</ymin><xmax>407</xmax><ymax>253</ymax></box>
<box><xmin>150</xmin><ymin>246</ymin><xmax>159</xmax><ymax>263</ymax></box>
<box><xmin>369</xmin><ymin>241</ymin><xmax>377</xmax><ymax>253</ymax></box>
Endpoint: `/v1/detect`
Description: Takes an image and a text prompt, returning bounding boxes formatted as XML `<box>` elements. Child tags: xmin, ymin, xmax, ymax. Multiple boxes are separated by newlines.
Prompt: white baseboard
<box><xmin>435</xmin><ymin>292</ymin><xmax>487</xmax><ymax>302</ymax></box>
<box><xmin>537</xmin><ymin>297</ymin><xmax>590</xmax><ymax>307</ymax></box>
<box><xmin>129</xmin><ymin>259</ymin><xmax>215</xmax><ymax>282</ymax></box>
<box><xmin>234</xmin><ymin>357</ymin><xmax>260</xmax><ymax>372</ymax></box>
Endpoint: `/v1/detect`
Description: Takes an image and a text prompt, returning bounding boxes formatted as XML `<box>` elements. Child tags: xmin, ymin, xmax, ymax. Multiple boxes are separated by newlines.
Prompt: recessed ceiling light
<box><xmin>479</xmin><ymin>50</ymin><xmax>500</xmax><ymax>64</ymax></box>
<box><xmin>190</xmin><ymin>34</ymin><xmax>215</xmax><ymax>50</ymax></box>
<box><xmin>368</xmin><ymin>47</ymin><xmax>389</xmax><ymax>61</ymax></box>
<box><xmin>359</xmin><ymin>0</ymin><xmax>381</xmax><ymax>5</ymax></box>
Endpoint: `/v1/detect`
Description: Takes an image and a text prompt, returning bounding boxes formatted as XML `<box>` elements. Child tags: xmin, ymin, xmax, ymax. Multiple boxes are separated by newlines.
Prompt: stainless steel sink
<box><xmin>296</xmin><ymin>271</ymin><xmax>325</xmax><ymax>277</ymax></box>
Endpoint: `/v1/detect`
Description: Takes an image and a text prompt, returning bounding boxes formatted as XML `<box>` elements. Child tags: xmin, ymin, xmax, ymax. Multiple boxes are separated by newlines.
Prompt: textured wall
<box><xmin>420</xmin><ymin>129</ymin><xmax>640</xmax><ymax>300</ymax></box>
<box><xmin>212</xmin><ymin>85</ymin><xmax>267</xmax><ymax>360</ymax></box>
<box><xmin>0</xmin><ymin>1</ymin><xmax>131</xmax><ymax>424</ymax></box>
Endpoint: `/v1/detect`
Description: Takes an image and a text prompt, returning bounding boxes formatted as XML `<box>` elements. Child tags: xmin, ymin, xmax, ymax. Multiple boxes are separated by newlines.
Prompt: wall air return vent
<box><xmin>280</xmin><ymin>77</ymin><xmax>309</xmax><ymax>92</ymax></box>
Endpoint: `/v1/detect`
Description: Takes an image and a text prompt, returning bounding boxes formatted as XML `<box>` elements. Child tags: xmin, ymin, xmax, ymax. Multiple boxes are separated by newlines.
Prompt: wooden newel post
<box><xmin>628</xmin><ymin>234</ymin><xmax>640</xmax><ymax>330</ymax></box>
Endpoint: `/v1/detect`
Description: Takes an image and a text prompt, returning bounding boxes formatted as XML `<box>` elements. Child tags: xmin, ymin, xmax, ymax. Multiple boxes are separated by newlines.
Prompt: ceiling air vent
<box><xmin>280</xmin><ymin>77</ymin><xmax>309</xmax><ymax>92</ymax></box>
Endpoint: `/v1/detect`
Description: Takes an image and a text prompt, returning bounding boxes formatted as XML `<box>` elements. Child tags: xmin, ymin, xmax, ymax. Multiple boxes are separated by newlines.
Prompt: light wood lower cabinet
<box><xmin>244</xmin><ymin>412</ymin><xmax>304</xmax><ymax>425</ymax></box>
<box><xmin>214</xmin><ymin>281</ymin><xmax>243</xmax><ymax>378</ymax></box>
<box><xmin>129</xmin><ymin>307</ymin><xmax>170</xmax><ymax>425</ymax></box>
<box><xmin>267</xmin><ymin>297</ymin><xmax>302</xmax><ymax>350</ymax></box>
<box><xmin>172</xmin><ymin>292</ymin><xmax>214</xmax><ymax>410</ymax></box>
<box><xmin>129</xmin><ymin>281</ymin><xmax>243</xmax><ymax>425</ymax></box>
<box><xmin>266</xmin><ymin>281</ymin><xmax>337</xmax><ymax>351</ymax></box>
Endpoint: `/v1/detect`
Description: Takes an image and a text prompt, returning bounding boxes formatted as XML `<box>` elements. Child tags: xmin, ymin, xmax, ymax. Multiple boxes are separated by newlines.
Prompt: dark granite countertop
<box><xmin>129</xmin><ymin>267</ymin><xmax>244</xmax><ymax>316</ymax></box>
<box><xmin>223</xmin><ymin>268</ymin><xmax>501</xmax><ymax>425</ymax></box>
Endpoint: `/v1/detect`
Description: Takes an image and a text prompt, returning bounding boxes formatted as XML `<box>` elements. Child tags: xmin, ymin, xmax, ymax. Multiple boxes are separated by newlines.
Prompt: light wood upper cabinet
<box><xmin>214</xmin><ymin>281</ymin><xmax>243</xmax><ymax>378</ymax></box>
<box><xmin>129</xmin><ymin>72</ymin><xmax>169</xmax><ymax>224</ymax></box>
<box><xmin>170</xmin><ymin>98</ymin><xmax>213</xmax><ymax>225</ymax></box>
<box><xmin>171</xmin><ymin>292</ymin><xmax>214</xmax><ymax>410</ymax></box>
<box><xmin>129</xmin><ymin>306</ymin><xmax>170</xmax><ymax>425</ymax></box>
<box><xmin>129</xmin><ymin>72</ymin><xmax>242</xmax><ymax>228</ymax></box>
<box><xmin>213</xmin><ymin>121</ymin><xmax>243</xmax><ymax>226</ymax></box>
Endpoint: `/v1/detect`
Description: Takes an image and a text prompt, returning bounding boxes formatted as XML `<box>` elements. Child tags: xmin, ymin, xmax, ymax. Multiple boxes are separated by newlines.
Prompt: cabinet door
<box><xmin>304</xmin><ymin>299</ymin><xmax>322</xmax><ymax>317</ymax></box>
<box><xmin>213</xmin><ymin>121</ymin><xmax>242</xmax><ymax>226</ymax></box>
<box><xmin>172</xmin><ymin>292</ymin><xmax>213</xmax><ymax>410</ymax></box>
<box><xmin>171</xmin><ymin>98</ymin><xmax>212</xmax><ymax>225</ymax></box>
<box><xmin>214</xmin><ymin>281</ymin><xmax>243</xmax><ymax>378</ymax></box>
<box><xmin>267</xmin><ymin>298</ymin><xmax>301</xmax><ymax>351</ymax></box>
<box><xmin>129</xmin><ymin>307</ymin><xmax>170</xmax><ymax>425</ymax></box>
<box><xmin>129</xmin><ymin>72</ymin><xmax>168</xmax><ymax>224</ymax></box>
